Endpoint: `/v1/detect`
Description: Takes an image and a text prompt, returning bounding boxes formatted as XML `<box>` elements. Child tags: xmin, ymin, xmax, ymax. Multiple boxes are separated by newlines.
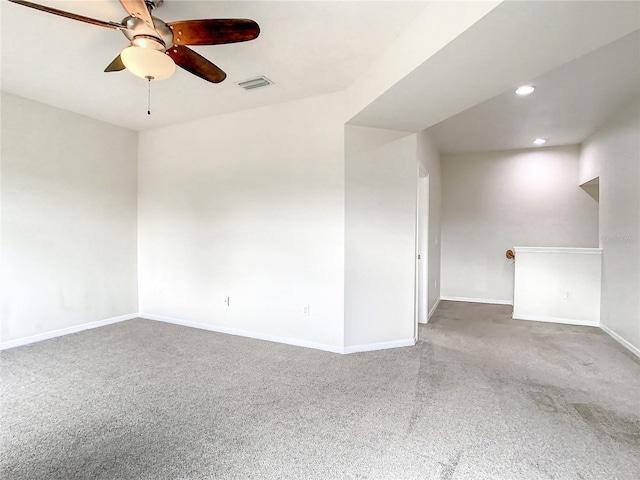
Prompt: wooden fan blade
<box><xmin>119</xmin><ymin>0</ymin><xmax>154</xmax><ymax>27</ymax></box>
<box><xmin>166</xmin><ymin>46</ymin><xmax>226</xmax><ymax>83</ymax></box>
<box><xmin>167</xmin><ymin>19</ymin><xmax>260</xmax><ymax>46</ymax></box>
<box><xmin>104</xmin><ymin>55</ymin><xmax>126</xmax><ymax>73</ymax></box>
<box><xmin>8</xmin><ymin>0</ymin><xmax>124</xmax><ymax>30</ymax></box>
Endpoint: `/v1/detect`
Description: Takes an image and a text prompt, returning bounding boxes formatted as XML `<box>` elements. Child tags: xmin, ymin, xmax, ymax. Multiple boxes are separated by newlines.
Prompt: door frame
<box><xmin>414</xmin><ymin>173</ymin><xmax>429</xmax><ymax>340</ymax></box>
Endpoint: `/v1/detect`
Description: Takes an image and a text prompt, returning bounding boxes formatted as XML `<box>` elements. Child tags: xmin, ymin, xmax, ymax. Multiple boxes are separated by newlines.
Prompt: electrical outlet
<box><xmin>563</xmin><ymin>291</ymin><xmax>571</xmax><ymax>300</ymax></box>
<box><xmin>224</xmin><ymin>296</ymin><xmax>230</xmax><ymax>306</ymax></box>
<box><xmin>303</xmin><ymin>305</ymin><xmax>310</xmax><ymax>316</ymax></box>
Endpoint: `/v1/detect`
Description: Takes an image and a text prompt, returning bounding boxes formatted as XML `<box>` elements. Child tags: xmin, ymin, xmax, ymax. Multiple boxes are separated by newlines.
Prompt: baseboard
<box><xmin>440</xmin><ymin>296</ymin><xmax>513</xmax><ymax>306</ymax></box>
<box><xmin>512</xmin><ymin>313</ymin><xmax>599</xmax><ymax>327</ymax></box>
<box><xmin>343</xmin><ymin>338</ymin><xmax>416</xmax><ymax>354</ymax></box>
<box><xmin>427</xmin><ymin>298</ymin><xmax>441</xmax><ymax>321</ymax></box>
<box><xmin>0</xmin><ymin>312</ymin><xmax>419</xmax><ymax>355</ymax></box>
<box><xmin>140</xmin><ymin>313</ymin><xmax>345</xmax><ymax>354</ymax></box>
<box><xmin>0</xmin><ymin>313</ymin><xmax>138</xmax><ymax>350</ymax></box>
<box><xmin>599</xmin><ymin>324</ymin><xmax>640</xmax><ymax>358</ymax></box>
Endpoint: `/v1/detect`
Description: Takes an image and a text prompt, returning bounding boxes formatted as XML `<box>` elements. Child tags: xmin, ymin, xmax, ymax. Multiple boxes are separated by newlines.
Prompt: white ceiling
<box><xmin>3</xmin><ymin>0</ymin><xmax>639</xmax><ymax>149</ymax></box>
<box><xmin>1</xmin><ymin>0</ymin><xmax>427</xmax><ymax>131</ymax></box>
<box><xmin>348</xmin><ymin>1</ymin><xmax>640</xmax><ymax>140</ymax></box>
<box><xmin>427</xmin><ymin>31</ymin><xmax>640</xmax><ymax>154</ymax></box>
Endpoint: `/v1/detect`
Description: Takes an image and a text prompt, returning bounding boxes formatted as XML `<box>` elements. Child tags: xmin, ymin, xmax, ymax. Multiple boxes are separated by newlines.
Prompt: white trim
<box><xmin>512</xmin><ymin>313</ymin><xmax>598</xmax><ymax>327</ymax></box>
<box><xmin>513</xmin><ymin>246</ymin><xmax>602</xmax><ymax>255</ymax></box>
<box><xmin>440</xmin><ymin>296</ymin><xmax>513</xmax><ymax>306</ymax></box>
<box><xmin>343</xmin><ymin>338</ymin><xmax>416</xmax><ymax>354</ymax></box>
<box><xmin>0</xmin><ymin>312</ymin><xmax>419</xmax><ymax>355</ymax></box>
<box><xmin>140</xmin><ymin>313</ymin><xmax>345</xmax><ymax>354</ymax></box>
<box><xmin>426</xmin><ymin>298</ymin><xmax>441</xmax><ymax>322</ymax></box>
<box><xmin>0</xmin><ymin>313</ymin><xmax>138</xmax><ymax>350</ymax></box>
<box><xmin>600</xmin><ymin>324</ymin><xmax>640</xmax><ymax>358</ymax></box>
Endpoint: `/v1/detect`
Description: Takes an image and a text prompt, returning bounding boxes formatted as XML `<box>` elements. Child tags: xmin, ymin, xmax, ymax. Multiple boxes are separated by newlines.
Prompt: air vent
<box><xmin>237</xmin><ymin>76</ymin><xmax>273</xmax><ymax>90</ymax></box>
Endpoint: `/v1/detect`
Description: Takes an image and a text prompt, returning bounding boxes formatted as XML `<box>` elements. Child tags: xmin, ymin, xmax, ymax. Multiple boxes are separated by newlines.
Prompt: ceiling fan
<box><xmin>8</xmin><ymin>0</ymin><xmax>260</xmax><ymax>84</ymax></box>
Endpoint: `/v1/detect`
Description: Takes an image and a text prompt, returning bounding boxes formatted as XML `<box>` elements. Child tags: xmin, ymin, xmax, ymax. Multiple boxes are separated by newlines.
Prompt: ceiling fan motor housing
<box><xmin>122</xmin><ymin>16</ymin><xmax>173</xmax><ymax>50</ymax></box>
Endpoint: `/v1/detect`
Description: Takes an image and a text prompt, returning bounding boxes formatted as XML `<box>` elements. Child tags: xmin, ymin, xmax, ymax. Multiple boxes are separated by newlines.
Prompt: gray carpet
<box><xmin>1</xmin><ymin>301</ymin><xmax>639</xmax><ymax>479</ymax></box>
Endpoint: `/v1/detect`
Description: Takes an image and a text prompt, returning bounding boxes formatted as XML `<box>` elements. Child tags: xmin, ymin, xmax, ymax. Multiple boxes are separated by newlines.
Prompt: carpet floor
<box><xmin>1</xmin><ymin>301</ymin><xmax>639</xmax><ymax>479</ymax></box>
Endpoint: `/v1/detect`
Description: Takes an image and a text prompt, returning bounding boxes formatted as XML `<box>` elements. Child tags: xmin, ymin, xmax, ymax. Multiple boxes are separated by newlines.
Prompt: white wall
<box><xmin>344</xmin><ymin>126</ymin><xmax>418</xmax><ymax>348</ymax></box>
<box><xmin>580</xmin><ymin>97</ymin><xmax>640</xmax><ymax>351</ymax></box>
<box><xmin>441</xmin><ymin>146</ymin><xmax>598</xmax><ymax>303</ymax></box>
<box><xmin>513</xmin><ymin>247</ymin><xmax>602</xmax><ymax>325</ymax></box>
<box><xmin>138</xmin><ymin>92</ymin><xmax>346</xmax><ymax>350</ymax></box>
<box><xmin>1</xmin><ymin>93</ymin><xmax>138</xmax><ymax>344</ymax></box>
<box><xmin>417</xmin><ymin>131</ymin><xmax>442</xmax><ymax>315</ymax></box>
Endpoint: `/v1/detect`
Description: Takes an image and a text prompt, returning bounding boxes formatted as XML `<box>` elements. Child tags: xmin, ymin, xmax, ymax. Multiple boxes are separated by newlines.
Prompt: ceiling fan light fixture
<box><xmin>10</xmin><ymin>0</ymin><xmax>260</xmax><ymax>85</ymax></box>
<box><xmin>121</xmin><ymin>45</ymin><xmax>175</xmax><ymax>80</ymax></box>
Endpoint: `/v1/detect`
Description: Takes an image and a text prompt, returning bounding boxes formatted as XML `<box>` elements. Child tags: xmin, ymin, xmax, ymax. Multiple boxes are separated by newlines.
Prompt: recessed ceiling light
<box><xmin>533</xmin><ymin>138</ymin><xmax>546</xmax><ymax>146</ymax></box>
<box><xmin>515</xmin><ymin>85</ymin><xmax>536</xmax><ymax>96</ymax></box>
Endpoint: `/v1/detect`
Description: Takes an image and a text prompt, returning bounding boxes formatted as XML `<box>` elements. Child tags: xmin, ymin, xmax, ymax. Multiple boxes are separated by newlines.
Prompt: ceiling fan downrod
<box><xmin>145</xmin><ymin>0</ymin><xmax>163</xmax><ymax>11</ymax></box>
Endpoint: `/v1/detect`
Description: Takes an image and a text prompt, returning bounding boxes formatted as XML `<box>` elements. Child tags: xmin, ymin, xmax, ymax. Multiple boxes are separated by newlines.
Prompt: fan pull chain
<box><xmin>145</xmin><ymin>75</ymin><xmax>155</xmax><ymax>115</ymax></box>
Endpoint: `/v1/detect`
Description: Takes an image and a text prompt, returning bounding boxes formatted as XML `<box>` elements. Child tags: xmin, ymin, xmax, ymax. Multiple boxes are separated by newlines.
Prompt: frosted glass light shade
<box><xmin>121</xmin><ymin>46</ymin><xmax>175</xmax><ymax>80</ymax></box>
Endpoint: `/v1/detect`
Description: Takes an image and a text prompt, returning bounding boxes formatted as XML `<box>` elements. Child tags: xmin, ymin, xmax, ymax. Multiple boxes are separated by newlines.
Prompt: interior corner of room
<box><xmin>1</xmin><ymin>0</ymin><xmax>639</xmax><ymax>359</ymax></box>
